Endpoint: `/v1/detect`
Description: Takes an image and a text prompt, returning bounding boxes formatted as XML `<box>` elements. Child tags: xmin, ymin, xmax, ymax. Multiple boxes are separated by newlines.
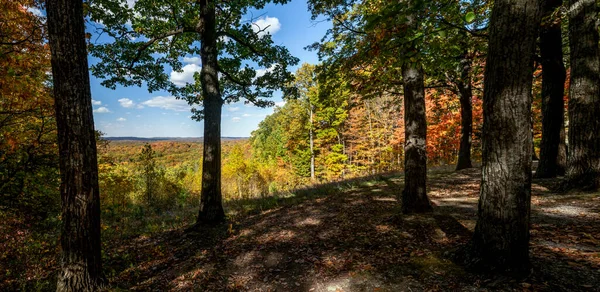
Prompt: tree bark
<box><xmin>455</xmin><ymin>54</ymin><xmax>474</xmax><ymax>171</ymax></box>
<box><xmin>467</xmin><ymin>0</ymin><xmax>539</xmax><ymax>273</ymax></box>
<box><xmin>197</xmin><ymin>0</ymin><xmax>225</xmax><ymax>224</ymax></box>
<box><xmin>565</xmin><ymin>0</ymin><xmax>600</xmax><ymax>190</ymax></box>
<box><xmin>536</xmin><ymin>0</ymin><xmax>567</xmax><ymax>178</ymax></box>
<box><xmin>309</xmin><ymin>106</ymin><xmax>315</xmax><ymax>181</ymax></box>
<box><xmin>46</xmin><ymin>0</ymin><xmax>106</xmax><ymax>290</ymax></box>
<box><xmin>401</xmin><ymin>62</ymin><xmax>432</xmax><ymax>213</ymax></box>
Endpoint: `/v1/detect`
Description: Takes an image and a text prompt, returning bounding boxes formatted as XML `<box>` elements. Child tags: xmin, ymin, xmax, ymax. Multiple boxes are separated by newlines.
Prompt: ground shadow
<box><xmin>102</xmin><ymin>167</ymin><xmax>600</xmax><ymax>291</ymax></box>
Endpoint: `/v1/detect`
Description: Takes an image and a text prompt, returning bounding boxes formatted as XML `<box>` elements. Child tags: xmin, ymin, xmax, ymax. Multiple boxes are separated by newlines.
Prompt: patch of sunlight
<box><xmin>234</xmin><ymin>251</ymin><xmax>259</xmax><ymax>267</ymax></box>
<box><xmin>373</xmin><ymin>196</ymin><xmax>397</xmax><ymax>202</ymax></box>
<box><xmin>349</xmin><ymin>199</ymin><xmax>366</xmax><ymax>205</ymax></box>
<box><xmin>436</xmin><ymin>197</ymin><xmax>479</xmax><ymax>202</ymax></box>
<box><xmin>371</xmin><ymin>188</ymin><xmax>383</xmax><ymax>192</ymax></box>
<box><xmin>238</xmin><ymin>228</ymin><xmax>254</xmax><ymax>237</ymax></box>
<box><xmin>541</xmin><ymin>206</ymin><xmax>595</xmax><ymax>217</ymax></box>
<box><xmin>264</xmin><ymin>252</ymin><xmax>284</xmax><ymax>267</ymax></box>
<box><xmin>172</xmin><ymin>267</ymin><xmax>210</xmax><ymax>289</ymax></box>
<box><xmin>375</xmin><ymin>224</ymin><xmax>392</xmax><ymax>233</ymax></box>
<box><xmin>295</xmin><ymin>217</ymin><xmax>322</xmax><ymax>227</ymax></box>
<box><xmin>410</xmin><ymin>254</ymin><xmax>464</xmax><ymax>276</ymax></box>
<box><xmin>360</xmin><ymin>181</ymin><xmax>376</xmax><ymax>187</ymax></box>
<box><xmin>257</xmin><ymin>229</ymin><xmax>296</xmax><ymax>244</ymax></box>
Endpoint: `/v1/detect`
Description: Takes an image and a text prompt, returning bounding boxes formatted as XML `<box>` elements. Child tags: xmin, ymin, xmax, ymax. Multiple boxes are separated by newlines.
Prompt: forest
<box><xmin>1</xmin><ymin>0</ymin><xmax>599</xmax><ymax>291</ymax></box>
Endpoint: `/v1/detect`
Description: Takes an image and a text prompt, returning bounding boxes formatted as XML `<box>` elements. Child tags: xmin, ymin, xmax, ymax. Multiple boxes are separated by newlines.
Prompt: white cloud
<box><xmin>118</xmin><ymin>98</ymin><xmax>135</xmax><ymax>108</ymax></box>
<box><xmin>170</xmin><ymin>64</ymin><xmax>201</xmax><ymax>86</ymax></box>
<box><xmin>117</xmin><ymin>117</ymin><xmax>127</xmax><ymax>122</ymax></box>
<box><xmin>242</xmin><ymin>113</ymin><xmax>252</xmax><ymax>117</ymax></box>
<box><xmin>92</xmin><ymin>99</ymin><xmax>102</xmax><ymax>105</ymax></box>
<box><xmin>182</xmin><ymin>57</ymin><xmax>202</xmax><ymax>65</ymax></box>
<box><xmin>141</xmin><ymin>96</ymin><xmax>190</xmax><ymax>112</ymax></box>
<box><xmin>252</xmin><ymin>16</ymin><xmax>281</xmax><ymax>37</ymax></box>
<box><xmin>256</xmin><ymin>64</ymin><xmax>278</xmax><ymax>78</ymax></box>
<box><xmin>275</xmin><ymin>101</ymin><xmax>286</xmax><ymax>107</ymax></box>
<box><xmin>26</xmin><ymin>7</ymin><xmax>43</xmax><ymax>17</ymax></box>
<box><xmin>232</xmin><ymin>117</ymin><xmax>241</xmax><ymax>122</ymax></box>
<box><xmin>227</xmin><ymin>107</ymin><xmax>240</xmax><ymax>112</ymax></box>
<box><xmin>93</xmin><ymin>107</ymin><xmax>111</xmax><ymax>113</ymax></box>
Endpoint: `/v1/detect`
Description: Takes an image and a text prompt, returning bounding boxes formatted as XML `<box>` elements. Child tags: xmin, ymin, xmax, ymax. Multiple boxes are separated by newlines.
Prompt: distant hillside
<box><xmin>104</xmin><ymin>137</ymin><xmax>248</xmax><ymax>142</ymax></box>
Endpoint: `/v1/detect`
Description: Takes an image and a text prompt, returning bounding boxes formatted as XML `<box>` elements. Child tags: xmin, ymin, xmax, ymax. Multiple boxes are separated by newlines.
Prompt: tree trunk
<box><xmin>467</xmin><ymin>0</ymin><xmax>539</xmax><ymax>273</ymax></box>
<box><xmin>197</xmin><ymin>0</ymin><xmax>225</xmax><ymax>224</ymax></box>
<box><xmin>565</xmin><ymin>0</ymin><xmax>600</xmax><ymax>190</ymax></box>
<box><xmin>557</xmin><ymin>125</ymin><xmax>567</xmax><ymax>175</ymax></box>
<box><xmin>455</xmin><ymin>54</ymin><xmax>474</xmax><ymax>171</ymax></box>
<box><xmin>536</xmin><ymin>0</ymin><xmax>566</xmax><ymax>178</ymax></box>
<box><xmin>309</xmin><ymin>106</ymin><xmax>315</xmax><ymax>181</ymax></box>
<box><xmin>47</xmin><ymin>0</ymin><xmax>106</xmax><ymax>290</ymax></box>
<box><xmin>401</xmin><ymin>62</ymin><xmax>432</xmax><ymax>213</ymax></box>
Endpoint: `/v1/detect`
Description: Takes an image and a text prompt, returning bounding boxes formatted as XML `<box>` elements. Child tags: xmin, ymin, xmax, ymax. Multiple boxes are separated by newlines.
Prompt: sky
<box><xmin>87</xmin><ymin>0</ymin><xmax>331</xmax><ymax>138</ymax></box>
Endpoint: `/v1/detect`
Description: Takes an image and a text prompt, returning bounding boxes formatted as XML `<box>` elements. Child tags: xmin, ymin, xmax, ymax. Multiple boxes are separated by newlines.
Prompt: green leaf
<box><xmin>465</xmin><ymin>12</ymin><xmax>476</xmax><ymax>23</ymax></box>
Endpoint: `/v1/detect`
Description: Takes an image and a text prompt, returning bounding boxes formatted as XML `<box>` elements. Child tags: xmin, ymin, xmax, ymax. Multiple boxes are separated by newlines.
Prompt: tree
<box><xmin>308</xmin><ymin>0</ymin><xmax>435</xmax><ymax>213</ymax></box>
<box><xmin>289</xmin><ymin>63</ymin><xmax>318</xmax><ymax>181</ymax></box>
<box><xmin>0</xmin><ymin>0</ymin><xmax>59</xmax><ymax>215</ymax></box>
<box><xmin>466</xmin><ymin>0</ymin><xmax>540</xmax><ymax>273</ymax></box>
<box><xmin>564</xmin><ymin>0</ymin><xmax>600</xmax><ymax>190</ymax></box>
<box><xmin>424</xmin><ymin>2</ymin><xmax>490</xmax><ymax>171</ymax></box>
<box><xmin>401</xmin><ymin>61</ymin><xmax>432</xmax><ymax>213</ymax></box>
<box><xmin>89</xmin><ymin>0</ymin><xmax>299</xmax><ymax>224</ymax></box>
<box><xmin>454</xmin><ymin>53</ymin><xmax>474</xmax><ymax>170</ymax></box>
<box><xmin>138</xmin><ymin>143</ymin><xmax>158</xmax><ymax>204</ymax></box>
<box><xmin>536</xmin><ymin>0</ymin><xmax>567</xmax><ymax>178</ymax></box>
<box><xmin>46</xmin><ymin>0</ymin><xmax>105</xmax><ymax>289</ymax></box>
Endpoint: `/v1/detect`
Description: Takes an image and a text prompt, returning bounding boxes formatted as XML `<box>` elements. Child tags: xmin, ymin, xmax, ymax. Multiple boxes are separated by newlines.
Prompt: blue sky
<box><xmin>88</xmin><ymin>0</ymin><xmax>331</xmax><ymax>138</ymax></box>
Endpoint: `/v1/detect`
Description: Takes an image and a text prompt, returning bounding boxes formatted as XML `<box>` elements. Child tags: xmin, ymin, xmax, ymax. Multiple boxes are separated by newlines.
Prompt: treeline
<box><xmin>250</xmin><ymin>63</ymin><xmax>486</xmax><ymax>182</ymax></box>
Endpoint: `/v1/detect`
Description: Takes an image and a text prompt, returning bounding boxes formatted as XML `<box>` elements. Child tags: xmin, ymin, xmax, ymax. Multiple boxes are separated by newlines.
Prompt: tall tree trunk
<box><xmin>565</xmin><ymin>0</ymin><xmax>600</xmax><ymax>190</ymax></box>
<box><xmin>309</xmin><ymin>106</ymin><xmax>315</xmax><ymax>181</ymax></box>
<box><xmin>467</xmin><ymin>0</ymin><xmax>539</xmax><ymax>273</ymax></box>
<box><xmin>401</xmin><ymin>62</ymin><xmax>432</xmax><ymax>213</ymax></box>
<box><xmin>455</xmin><ymin>54</ymin><xmax>474</xmax><ymax>171</ymax></box>
<box><xmin>558</xmin><ymin>125</ymin><xmax>567</xmax><ymax>175</ymax></box>
<box><xmin>47</xmin><ymin>0</ymin><xmax>106</xmax><ymax>290</ymax></box>
<box><xmin>536</xmin><ymin>0</ymin><xmax>566</xmax><ymax>178</ymax></box>
<box><xmin>197</xmin><ymin>0</ymin><xmax>225</xmax><ymax>224</ymax></box>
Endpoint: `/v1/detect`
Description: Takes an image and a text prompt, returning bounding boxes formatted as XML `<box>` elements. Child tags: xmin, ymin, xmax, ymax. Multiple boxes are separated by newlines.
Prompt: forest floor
<box><xmin>102</xmin><ymin>166</ymin><xmax>600</xmax><ymax>292</ymax></box>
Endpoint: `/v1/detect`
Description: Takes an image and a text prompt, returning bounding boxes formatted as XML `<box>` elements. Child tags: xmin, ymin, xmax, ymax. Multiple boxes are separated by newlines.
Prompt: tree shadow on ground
<box><xmin>104</xmin><ymin>167</ymin><xmax>600</xmax><ymax>291</ymax></box>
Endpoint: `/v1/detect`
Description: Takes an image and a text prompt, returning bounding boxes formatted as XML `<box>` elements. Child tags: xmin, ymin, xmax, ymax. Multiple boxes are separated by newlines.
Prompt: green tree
<box><xmin>308</xmin><ymin>0</ymin><xmax>434</xmax><ymax>213</ymax></box>
<box><xmin>89</xmin><ymin>0</ymin><xmax>299</xmax><ymax>224</ymax></box>
<box><xmin>138</xmin><ymin>143</ymin><xmax>158</xmax><ymax>204</ymax></box>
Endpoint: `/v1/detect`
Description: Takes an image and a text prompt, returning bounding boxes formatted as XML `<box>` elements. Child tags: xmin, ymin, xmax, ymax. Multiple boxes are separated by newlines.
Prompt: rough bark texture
<box><xmin>401</xmin><ymin>63</ymin><xmax>432</xmax><ymax>214</ymax></box>
<box><xmin>536</xmin><ymin>0</ymin><xmax>567</xmax><ymax>178</ymax></box>
<box><xmin>468</xmin><ymin>0</ymin><xmax>539</xmax><ymax>273</ymax></box>
<box><xmin>565</xmin><ymin>0</ymin><xmax>600</xmax><ymax>190</ymax></box>
<box><xmin>47</xmin><ymin>0</ymin><xmax>106</xmax><ymax>290</ymax></box>
<box><xmin>197</xmin><ymin>0</ymin><xmax>226</xmax><ymax>224</ymax></box>
<box><xmin>455</xmin><ymin>55</ymin><xmax>474</xmax><ymax>171</ymax></box>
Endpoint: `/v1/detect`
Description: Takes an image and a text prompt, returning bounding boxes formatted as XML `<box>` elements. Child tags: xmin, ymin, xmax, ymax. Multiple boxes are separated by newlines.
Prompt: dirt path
<box><xmin>106</xmin><ymin>168</ymin><xmax>600</xmax><ymax>291</ymax></box>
